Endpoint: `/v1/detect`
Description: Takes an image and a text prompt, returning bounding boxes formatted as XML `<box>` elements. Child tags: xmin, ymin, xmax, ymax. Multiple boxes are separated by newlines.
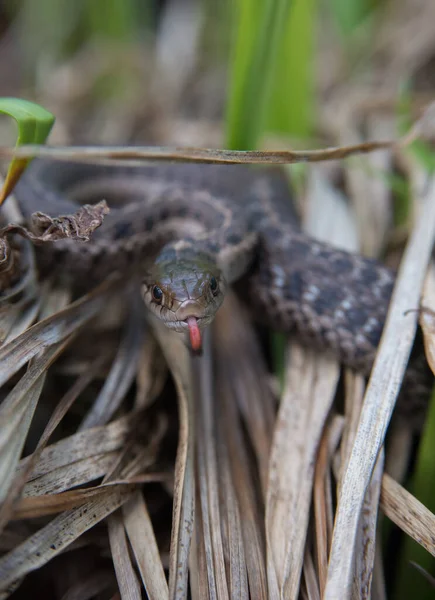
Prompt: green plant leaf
<box><xmin>0</xmin><ymin>98</ymin><xmax>55</xmax><ymax>204</ymax></box>
<box><xmin>266</xmin><ymin>0</ymin><xmax>316</xmax><ymax>138</ymax></box>
<box><xmin>225</xmin><ymin>0</ymin><xmax>293</xmax><ymax>150</ymax></box>
<box><xmin>330</xmin><ymin>0</ymin><xmax>372</xmax><ymax>38</ymax></box>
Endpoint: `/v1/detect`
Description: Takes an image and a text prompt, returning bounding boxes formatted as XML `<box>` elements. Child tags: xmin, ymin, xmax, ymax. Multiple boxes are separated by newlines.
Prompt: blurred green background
<box><xmin>0</xmin><ymin>0</ymin><xmax>395</xmax><ymax>148</ymax></box>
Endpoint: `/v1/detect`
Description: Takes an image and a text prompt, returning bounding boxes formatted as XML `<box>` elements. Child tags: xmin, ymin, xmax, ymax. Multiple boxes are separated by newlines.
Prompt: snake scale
<box><xmin>13</xmin><ymin>160</ymin><xmax>432</xmax><ymax>423</ymax></box>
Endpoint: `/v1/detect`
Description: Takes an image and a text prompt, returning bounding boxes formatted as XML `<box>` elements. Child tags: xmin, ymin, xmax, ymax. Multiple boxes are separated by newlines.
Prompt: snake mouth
<box><xmin>161</xmin><ymin>315</ymin><xmax>205</xmax><ymax>352</ymax></box>
<box><xmin>163</xmin><ymin>316</ymin><xmax>205</xmax><ymax>331</ymax></box>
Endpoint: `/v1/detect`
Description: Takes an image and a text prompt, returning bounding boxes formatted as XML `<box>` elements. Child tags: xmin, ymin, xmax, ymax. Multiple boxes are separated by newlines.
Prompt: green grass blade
<box><xmin>266</xmin><ymin>0</ymin><xmax>316</xmax><ymax>138</ymax></box>
<box><xmin>329</xmin><ymin>0</ymin><xmax>371</xmax><ymax>37</ymax></box>
<box><xmin>225</xmin><ymin>0</ymin><xmax>314</xmax><ymax>379</ymax></box>
<box><xmin>84</xmin><ymin>0</ymin><xmax>142</xmax><ymax>42</ymax></box>
<box><xmin>225</xmin><ymin>0</ymin><xmax>293</xmax><ymax>150</ymax></box>
<box><xmin>0</xmin><ymin>98</ymin><xmax>55</xmax><ymax>203</ymax></box>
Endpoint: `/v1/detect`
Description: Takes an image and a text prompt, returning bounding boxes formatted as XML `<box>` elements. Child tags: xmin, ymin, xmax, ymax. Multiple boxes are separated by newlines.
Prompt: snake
<box><xmin>12</xmin><ymin>160</ymin><xmax>432</xmax><ymax>422</ymax></box>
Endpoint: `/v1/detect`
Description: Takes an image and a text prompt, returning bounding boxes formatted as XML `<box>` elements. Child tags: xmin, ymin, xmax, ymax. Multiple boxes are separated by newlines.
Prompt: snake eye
<box><xmin>152</xmin><ymin>285</ymin><xmax>163</xmax><ymax>302</ymax></box>
<box><xmin>210</xmin><ymin>276</ymin><xmax>218</xmax><ymax>295</ymax></box>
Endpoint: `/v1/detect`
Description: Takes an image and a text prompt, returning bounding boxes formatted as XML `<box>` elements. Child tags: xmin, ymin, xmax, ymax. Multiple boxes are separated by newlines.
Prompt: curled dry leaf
<box><xmin>0</xmin><ymin>201</ymin><xmax>109</xmax><ymax>299</ymax></box>
<box><xmin>0</xmin><ymin>200</ymin><xmax>109</xmax><ymax>244</ymax></box>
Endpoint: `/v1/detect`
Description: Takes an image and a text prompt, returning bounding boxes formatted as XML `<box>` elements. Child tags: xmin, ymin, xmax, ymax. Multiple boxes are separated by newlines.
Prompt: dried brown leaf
<box><xmin>13</xmin><ymin>483</ymin><xmax>137</xmax><ymax>519</ymax></box>
<box><xmin>0</xmin><ymin>200</ymin><xmax>109</xmax><ymax>244</ymax></box>
<box><xmin>216</xmin><ymin>335</ymin><xmax>269</xmax><ymax>599</ymax></box>
<box><xmin>79</xmin><ymin>296</ymin><xmax>144</xmax><ymax>430</ymax></box>
<box><xmin>123</xmin><ymin>491</ymin><xmax>169</xmax><ymax>600</ymax></box>
<box><xmin>108</xmin><ymin>510</ymin><xmax>141</xmax><ymax>600</ymax></box>
<box><xmin>0</xmin><ymin>278</ymin><xmax>116</xmax><ymax>387</ymax></box>
<box><xmin>352</xmin><ymin>451</ymin><xmax>384</xmax><ymax>599</ymax></box>
<box><xmin>0</xmin><ymin>485</ymin><xmax>135</xmax><ymax>593</ymax></box>
<box><xmin>381</xmin><ymin>474</ymin><xmax>435</xmax><ymax>557</ymax></box>
<box><xmin>193</xmin><ymin>333</ymin><xmax>229</xmax><ymax>600</ymax></box>
<box><xmin>18</xmin><ymin>413</ymin><xmax>134</xmax><ymax>482</ymax></box>
<box><xmin>268</xmin><ymin>346</ymin><xmax>339</xmax><ymax>598</ymax></box>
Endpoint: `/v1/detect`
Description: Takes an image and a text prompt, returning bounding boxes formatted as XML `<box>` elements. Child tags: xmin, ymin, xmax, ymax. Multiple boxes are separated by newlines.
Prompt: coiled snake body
<box><xmin>13</xmin><ymin>160</ymin><xmax>431</xmax><ymax>420</ymax></box>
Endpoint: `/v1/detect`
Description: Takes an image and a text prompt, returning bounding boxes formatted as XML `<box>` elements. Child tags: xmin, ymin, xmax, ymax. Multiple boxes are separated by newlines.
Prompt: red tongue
<box><xmin>187</xmin><ymin>317</ymin><xmax>202</xmax><ymax>352</ymax></box>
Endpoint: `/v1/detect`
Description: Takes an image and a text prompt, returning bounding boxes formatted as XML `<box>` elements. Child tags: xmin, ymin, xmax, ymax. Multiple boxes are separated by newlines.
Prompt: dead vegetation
<box><xmin>1</xmin><ymin>1</ymin><xmax>435</xmax><ymax>599</ymax></box>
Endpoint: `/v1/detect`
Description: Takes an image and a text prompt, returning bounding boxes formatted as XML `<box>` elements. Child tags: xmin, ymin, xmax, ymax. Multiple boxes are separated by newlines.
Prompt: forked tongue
<box><xmin>187</xmin><ymin>316</ymin><xmax>202</xmax><ymax>353</ymax></box>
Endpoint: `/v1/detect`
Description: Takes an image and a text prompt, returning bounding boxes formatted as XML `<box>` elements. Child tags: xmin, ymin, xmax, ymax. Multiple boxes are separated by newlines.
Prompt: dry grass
<box><xmin>1</xmin><ymin>1</ymin><xmax>435</xmax><ymax>599</ymax></box>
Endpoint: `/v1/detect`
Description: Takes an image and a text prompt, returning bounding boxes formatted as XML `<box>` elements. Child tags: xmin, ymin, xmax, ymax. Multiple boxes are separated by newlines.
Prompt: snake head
<box><xmin>141</xmin><ymin>254</ymin><xmax>226</xmax><ymax>351</ymax></box>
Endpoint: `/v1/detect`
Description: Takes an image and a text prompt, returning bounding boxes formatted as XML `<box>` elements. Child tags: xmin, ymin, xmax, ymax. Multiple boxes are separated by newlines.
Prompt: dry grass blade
<box><xmin>0</xmin><ymin>291</ymin><xmax>111</xmax><ymax>528</ymax></box>
<box><xmin>0</xmin><ymin>281</ymin><xmax>77</xmax><ymax>515</ymax></box>
<box><xmin>108</xmin><ymin>510</ymin><xmax>141</xmax><ymax>600</ymax></box>
<box><xmin>213</xmin><ymin>295</ymin><xmax>272</xmax><ymax>599</ymax></box>
<box><xmin>268</xmin><ymin>346</ymin><xmax>339</xmax><ymax>598</ymax></box>
<box><xmin>0</xmin><ymin>103</ymin><xmax>432</xmax><ymax>166</ymax></box>
<box><xmin>337</xmin><ymin>373</ymin><xmax>383</xmax><ymax>598</ymax></box>
<box><xmin>187</xmin><ymin>298</ymin><xmax>255</xmax><ymax>599</ymax></box>
<box><xmin>217</xmin><ymin>430</ymin><xmax>248</xmax><ymax>600</ymax></box>
<box><xmin>13</xmin><ymin>482</ymin><xmax>137</xmax><ymax>519</ymax></box>
<box><xmin>122</xmin><ymin>491</ymin><xmax>169</xmax><ymax>600</ymax></box>
<box><xmin>381</xmin><ymin>473</ymin><xmax>435</xmax><ymax>557</ymax></box>
<box><xmin>0</xmin><ymin>376</ymin><xmax>44</xmax><ymax>519</ymax></box>
<box><xmin>0</xmin><ymin>338</ymin><xmax>74</xmax><ymax>531</ymax></box>
<box><xmin>0</xmin><ymin>485</ymin><xmax>135</xmax><ymax>593</ymax></box>
<box><xmin>148</xmin><ymin>317</ymin><xmax>195</xmax><ymax>600</ymax></box>
<box><xmin>23</xmin><ymin>453</ymin><xmax>118</xmax><ymax>498</ymax></box>
<box><xmin>20</xmin><ymin>413</ymin><xmax>133</xmax><ymax>478</ymax></box>
<box><xmin>313</xmin><ymin>419</ymin><xmax>343</xmax><ymax>593</ymax></box>
<box><xmin>0</xmin><ymin>278</ymin><xmax>116</xmax><ymax>387</ymax></box>
<box><xmin>193</xmin><ymin>332</ymin><xmax>229</xmax><ymax>599</ymax></box>
<box><xmin>302</xmin><ymin>550</ymin><xmax>321</xmax><ymax>600</ymax></box>
<box><xmin>324</xmin><ymin>172</ymin><xmax>435</xmax><ymax>599</ymax></box>
<box><xmin>339</xmin><ymin>374</ymin><xmax>366</xmax><ymax>486</ymax></box>
<box><xmin>79</xmin><ymin>294</ymin><xmax>144</xmax><ymax>430</ymax></box>
<box><xmin>190</xmin><ymin>500</ymin><xmax>208</xmax><ymax>600</ymax></box>
<box><xmin>264</xmin><ymin>168</ymin><xmax>359</xmax><ymax>599</ymax></box>
<box><xmin>1</xmin><ymin>299</ymin><xmax>40</xmax><ymax>345</ymax></box>
<box><xmin>192</xmin><ymin>298</ymin><xmax>271</xmax><ymax>599</ymax></box>
<box><xmin>32</xmin><ymin>353</ymin><xmax>108</xmax><ymax>450</ymax></box>
<box><xmin>214</xmin><ymin>295</ymin><xmax>275</xmax><ymax>496</ymax></box>
<box><xmin>218</xmin><ymin>372</ymin><xmax>268</xmax><ymax>600</ymax></box>
<box><xmin>0</xmin><ymin>141</ymin><xmax>401</xmax><ymax>165</ymax></box>
<box><xmin>134</xmin><ymin>336</ymin><xmax>167</xmax><ymax>411</ymax></box>
<box><xmin>352</xmin><ymin>451</ymin><xmax>384</xmax><ymax>599</ymax></box>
